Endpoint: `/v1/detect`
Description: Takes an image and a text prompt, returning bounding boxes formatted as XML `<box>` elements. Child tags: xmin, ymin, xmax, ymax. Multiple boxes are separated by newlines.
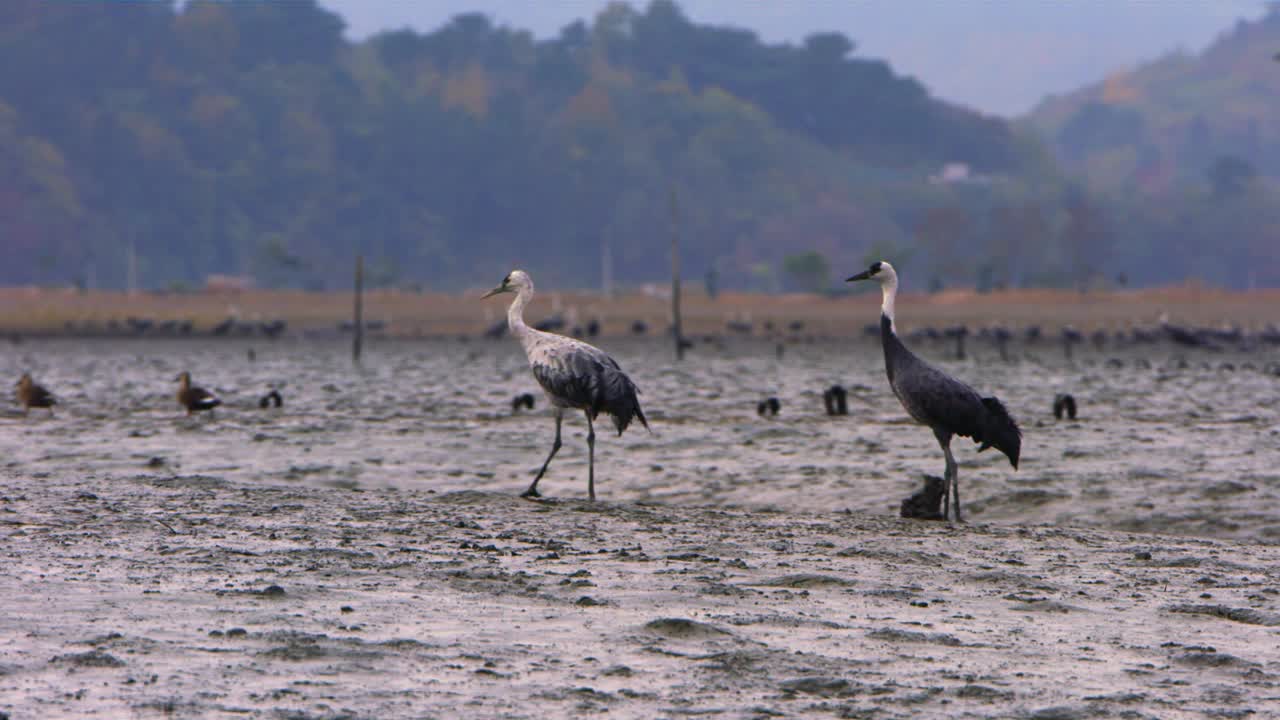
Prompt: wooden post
<box><xmin>670</xmin><ymin>187</ymin><xmax>684</xmax><ymax>361</ymax></box>
<box><xmin>126</xmin><ymin>238</ymin><xmax>138</xmax><ymax>295</ymax></box>
<box><xmin>353</xmin><ymin>255</ymin><xmax>364</xmax><ymax>365</ymax></box>
<box><xmin>601</xmin><ymin>234</ymin><xmax>613</xmax><ymax>298</ymax></box>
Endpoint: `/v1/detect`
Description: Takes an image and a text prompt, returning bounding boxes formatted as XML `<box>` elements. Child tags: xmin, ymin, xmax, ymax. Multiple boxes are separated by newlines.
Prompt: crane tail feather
<box><xmin>979</xmin><ymin>396</ymin><xmax>1021</xmax><ymax>469</ymax></box>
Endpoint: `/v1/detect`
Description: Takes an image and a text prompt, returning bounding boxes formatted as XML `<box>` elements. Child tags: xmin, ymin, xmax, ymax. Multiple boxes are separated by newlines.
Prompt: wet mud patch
<box><xmin>49</xmin><ymin>650</ymin><xmax>126</xmax><ymax>669</ymax></box>
<box><xmin>644</xmin><ymin>618</ymin><xmax>734</xmax><ymax>640</ymax></box>
<box><xmin>1165</xmin><ymin>604</ymin><xmax>1280</xmax><ymax>626</ymax></box>
<box><xmin>865</xmin><ymin>628</ymin><xmax>967</xmax><ymax>647</ymax></box>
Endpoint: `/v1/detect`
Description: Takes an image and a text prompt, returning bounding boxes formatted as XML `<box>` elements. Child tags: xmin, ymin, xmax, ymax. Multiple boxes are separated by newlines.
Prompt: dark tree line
<box><xmin>0</xmin><ymin>0</ymin><xmax>1273</xmax><ymax>291</ymax></box>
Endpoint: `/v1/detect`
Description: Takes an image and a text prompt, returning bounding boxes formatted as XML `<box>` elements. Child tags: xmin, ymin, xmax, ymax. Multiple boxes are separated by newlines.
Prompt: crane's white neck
<box><xmin>879</xmin><ymin>271</ymin><xmax>898</xmax><ymax>332</ymax></box>
<box><xmin>507</xmin><ymin>283</ymin><xmax>533</xmax><ymax>341</ymax></box>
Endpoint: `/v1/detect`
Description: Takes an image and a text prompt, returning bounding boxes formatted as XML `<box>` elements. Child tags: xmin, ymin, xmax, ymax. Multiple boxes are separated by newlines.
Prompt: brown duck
<box><xmin>175</xmin><ymin>372</ymin><xmax>222</xmax><ymax>416</ymax></box>
<box><xmin>16</xmin><ymin>373</ymin><xmax>56</xmax><ymax>415</ymax></box>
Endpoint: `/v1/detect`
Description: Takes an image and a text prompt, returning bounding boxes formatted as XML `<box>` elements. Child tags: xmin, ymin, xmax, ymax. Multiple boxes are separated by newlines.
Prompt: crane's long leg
<box><xmin>585</xmin><ymin>412</ymin><xmax>596</xmax><ymax>502</ymax></box>
<box><xmin>945</xmin><ymin>444</ymin><xmax>962</xmax><ymax>523</ymax></box>
<box><xmin>523</xmin><ymin>410</ymin><xmax>563</xmax><ymax>498</ymax></box>
<box><xmin>934</xmin><ymin>430</ymin><xmax>958</xmax><ymax>522</ymax></box>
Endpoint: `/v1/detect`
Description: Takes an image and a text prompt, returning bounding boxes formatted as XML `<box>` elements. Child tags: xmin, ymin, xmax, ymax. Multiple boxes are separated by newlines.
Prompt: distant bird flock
<box><xmin>11</xmin><ymin>263</ymin><xmax>1279</xmax><ymax>520</ymax></box>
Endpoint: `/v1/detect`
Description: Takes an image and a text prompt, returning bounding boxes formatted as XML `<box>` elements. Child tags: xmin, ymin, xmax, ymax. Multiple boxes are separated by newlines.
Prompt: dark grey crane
<box><xmin>484</xmin><ymin>270</ymin><xmax>649</xmax><ymax>501</ymax></box>
<box><xmin>847</xmin><ymin>261</ymin><xmax>1021</xmax><ymax>522</ymax></box>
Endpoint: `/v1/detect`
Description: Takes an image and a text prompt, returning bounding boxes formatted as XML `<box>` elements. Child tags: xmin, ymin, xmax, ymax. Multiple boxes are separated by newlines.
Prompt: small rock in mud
<box><xmin>1165</xmin><ymin>604</ymin><xmax>1280</xmax><ymax>626</ymax></box>
<box><xmin>146</xmin><ymin>457</ymin><xmax>166</xmax><ymax>468</ymax></box>
<box><xmin>1175</xmin><ymin>651</ymin><xmax>1251</xmax><ymax>668</ymax></box>
<box><xmin>576</xmin><ymin>596</ymin><xmax>603</xmax><ymax>607</ymax></box>
<box><xmin>779</xmin><ymin>676</ymin><xmax>852</xmax><ymax>697</ymax></box>
<box><xmin>601</xmin><ymin>665</ymin><xmax>633</xmax><ymax>677</ymax></box>
<box><xmin>260</xmin><ymin>644</ymin><xmax>327</xmax><ymax>661</ymax></box>
<box><xmin>226</xmin><ymin>628</ymin><xmax>247</xmax><ymax>638</ymax></box>
<box><xmin>900</xmin><ymin>474</ymin><xmax>945</xmax><ymax>520</ymax></box>
<box><xmin>50</xmin><ymin>650</ymin><xmax>125</xmax><ymax>668</ymax></box>
<box><xmin>644</xmin><ymin>618</ymin><xmax>732</xmax><ymax>639</ymax></box>
<box><xmin>340</xmin><ymin>605</ymin><xmax>354</xmax><ymax>614</ymax></box>
<box><xmin>259</xmin><ymin>585</ymin><xmax>286</xmax><ymax>598</ymax></box>
<box><xmin>1029</xmin><ymin>706</ymin><xmax>1090</xmax><ymax>720</ymax></box>
<box><xmin>866</xmin><ymin>628</ymin><xmax>963</xmax><ymax>646</ymax></box>
<box><xmin>955</xmin><ymin>684</ymin><xmax>1014</xmax><ymax>701</ymax></box>
<box><xmin>1010</xmin><ymin>600</ymin><xmax>1084</xmax><ymax>613</ymax></box>
<box><xmin>1199</xmin><ymin>480</ymin><xmax>1255</xmax><ymax>498</ymax></box>
<box><xmin>753</xmin><ymin>574</ymin><xmax>851</xmax><ymax>588</ymax></box>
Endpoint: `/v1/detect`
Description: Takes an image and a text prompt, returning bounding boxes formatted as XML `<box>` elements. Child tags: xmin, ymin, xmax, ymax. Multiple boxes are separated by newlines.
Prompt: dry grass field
<box><xmin>1</xmin><ymin>283</ymin><xmax>1277</xmax><ymax>338</ymax></box>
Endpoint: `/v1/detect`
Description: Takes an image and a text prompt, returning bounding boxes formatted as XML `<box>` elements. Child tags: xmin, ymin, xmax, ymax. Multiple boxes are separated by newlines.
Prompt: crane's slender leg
<box><xmin>945</xmin><ymin>444</ymin><xmax>962</xmax><ymax>523</ymax></box>
<box><xmin>934</xmin><ymin>429</ymin><xmax>958</xmax><ymax>522</ymax></box>
<box><xmin>523</xmin><ymin>409</ymin><xmax>563</xmax><ymax>498</ymax></box>
<box><xmin>585</xmin><ymin>412</ymin><xmax>596</xmax><ymax>502</ymax></box>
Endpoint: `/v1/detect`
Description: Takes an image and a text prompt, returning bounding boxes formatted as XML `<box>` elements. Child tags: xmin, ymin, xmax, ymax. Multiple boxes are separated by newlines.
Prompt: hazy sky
<box><xmin>317</xmin><ymin>1</ymin><xmax>1266</xmax><ymax>116</ymax></box>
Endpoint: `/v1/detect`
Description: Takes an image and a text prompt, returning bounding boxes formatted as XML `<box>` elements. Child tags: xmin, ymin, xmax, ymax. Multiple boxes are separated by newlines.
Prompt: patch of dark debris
<box><xmin>1165</xmin><ymin>604</ymin><xmax>1280</xmax><ymax>627</ymax></box>
<box><xmin>866</xmin><ymin>628</ymin><xmax>964</xmax><ymax>647</ymax></box>
<box><xmin>50</xmin><ymin>650</ymin><xmax>126</xmax><ymax>668</ymax></box>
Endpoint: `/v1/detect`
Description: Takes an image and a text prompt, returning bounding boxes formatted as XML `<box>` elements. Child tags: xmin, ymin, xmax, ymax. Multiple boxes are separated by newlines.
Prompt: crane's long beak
<box><xmin>846</xmin><ymin>270</ymin><xmax>872</xmax><ymax>282</ymax></box>
<box><xmin>481</xmin><ymin>285</ymin><xmax>505</xmax><ymax>299</ymax></box>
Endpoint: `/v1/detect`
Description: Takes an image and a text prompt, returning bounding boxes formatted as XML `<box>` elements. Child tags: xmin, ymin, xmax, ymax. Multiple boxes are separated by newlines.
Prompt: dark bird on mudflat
<box><xmin>259</xmin><ymin>390</ymin><xmax>283</xmax><ymax>409</ymax></box>
<box><xmin>757</xmin><ymin>397</ymin><xmax>780</xmax><ymax>417</ymax></box>
<box><xmin>512</xmin><ymin>392</ymin><xmax>536</xmax><ymax>413</ymax></box>
<box><xmin>1061</xmin><ymin>325</ymin><xmax>1084</xmax><ymax>360</ymax></box>
<box><xmin>260</xmin><ymin>319</ymin><xmax>287</xmax><ymax>339</ymax></box>
<box><xmin>483</xmin><ymin>318</ymin><xmax>507</xmax><ymax>339</ymax></box>
<box><xmin>15</xmin><ymin>373</ymin><xmax>56</xmax><ymax>416</ymax></box>
<box><xmin>823</xmin><ymin>385</ymin><xmax>848</xmax><ymax>416</ymax></box>
<box><xmin>943</xmin><ymin>325</ymin><xmax>968</xmax><ymax>360</ymax></box>
<box><xmin>211</xmin><ymin>317</ymin><xmax>235</xmax><ymax>337</ymax></box>
<box><xmin>990</xmin><ymin>325</ymin><xmax>1013</xmax><ymax>362</ymax></box>
<box><xmin>484</xmin><ymin>270</ymin><xmax>649</xmax><ymax>501</ymax></box>
<box><xmin>1159</xmin><ymin>314</ymin><xmax>1218</xmax><ymax>350</ymax></box>
<box><xmin>900</xmin><ymin>474</ymin><xmax>946</xmax><ymax>521</ymax></box>
<box><xmin>534</xmin><ymin>313</ymin><xmax>566</xmax><ymax>332</ymax></box>
<box><xmin>176</xmin><ymin>371</ymin><xmax>222</xmax><ymax>416</ymax></box>
<box><xmin>127</xmin><ymin>316</ymin><xmax>154</xmax><ymax>335</ymax></box>
<box><xmin>1053</xmin><ymin>393</ymin><xmax>1077</xmax><ymax>420</ymax></box>
<box><xmin>848</xmin><ymin>261</ymin><xmax>1021</xmax><ymax>522</ymax></box>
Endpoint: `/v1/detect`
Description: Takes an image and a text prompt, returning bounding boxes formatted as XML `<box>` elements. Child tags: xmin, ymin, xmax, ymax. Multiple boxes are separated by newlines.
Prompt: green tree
<box><xmin>783</xmin><ymin>251</ymin><xmax>831</xmax><ymax>293</ymax></box>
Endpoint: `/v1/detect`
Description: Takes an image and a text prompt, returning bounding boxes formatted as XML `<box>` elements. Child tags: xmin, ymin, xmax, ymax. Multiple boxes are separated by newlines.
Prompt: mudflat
<box><xmin>2</xmin><ymin>337</ymin><xmax>1278</xmax><ymax>718</ymax></box>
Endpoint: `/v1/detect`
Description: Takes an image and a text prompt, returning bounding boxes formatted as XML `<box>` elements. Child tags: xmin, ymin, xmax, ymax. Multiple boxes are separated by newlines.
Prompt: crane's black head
<box><xmin>483</xmin><ymin>270</ymin><xmax>531</xmax><ymax>299</ymax></box>
<box><xmin>846</xmin><ymin>261</ymin><xmax>889</xmax><ymax>283</ymax></box>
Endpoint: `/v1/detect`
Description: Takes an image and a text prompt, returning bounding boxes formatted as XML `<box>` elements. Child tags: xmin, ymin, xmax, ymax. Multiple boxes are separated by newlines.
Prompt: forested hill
<box><xmin>0</xmin><ymin>0</ymin><xmax>1038</xmax><ymax>291</ymax></box>
<box><xmin>1021</xmin><ymin>6</ymin><xmax>1280</xmax><ymax>289</ymax></box>
<box><xmin>1027</xmin><ymin>7</ymin><xmax>1280</xmax><ymax>191</ymax></box>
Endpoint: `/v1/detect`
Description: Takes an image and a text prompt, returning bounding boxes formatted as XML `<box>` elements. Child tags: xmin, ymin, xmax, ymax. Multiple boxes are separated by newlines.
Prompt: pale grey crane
<box><xmin>483</xmin><ymin>270</ymin><xmax>648</xmax><ymax>501</ymax></box>
<box><xmin>847</xmin><ymin>261</ymin><xmax>1021</xmax><ymax>522</ymax></box>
